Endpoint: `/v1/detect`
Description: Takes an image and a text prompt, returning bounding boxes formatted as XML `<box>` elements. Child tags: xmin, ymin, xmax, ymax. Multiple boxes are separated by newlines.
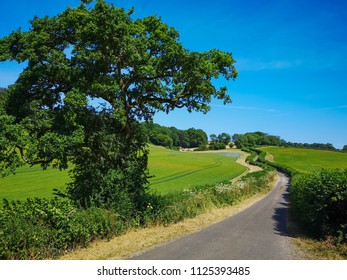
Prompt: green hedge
<box><xmin>0</xmin><ymin>198</ymin><xmax>127</xmax><ymax>259</ymax></box>
<box><xmin>290</xmin><ymin>169</ymin><xmax>347</xmax><ymax>243</ymax></box>
<box><xmin>247</xmin><ymin>147</ymin><xmax>297</xmax><ymax>177</ymax></box>
<box><xmin>243</xmin><ymin>147</ymin><xmax>347</xmax><ymax>244</ymax></box>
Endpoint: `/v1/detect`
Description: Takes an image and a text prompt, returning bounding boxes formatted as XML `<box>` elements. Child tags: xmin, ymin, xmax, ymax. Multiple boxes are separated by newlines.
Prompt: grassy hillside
<box><xmin>0</xmin><ymin>145</ymin><xmax>246</xmax><ymax>203</ymax></box>
<box><xmin>148</xmin><ymin>145</ymin><xmax>246</xmax><ymax>193</ymax></box>
<box><xmin>260</xmin><ymin>146</ymin><xmax>347</xmax><ymax>173</ymax></box>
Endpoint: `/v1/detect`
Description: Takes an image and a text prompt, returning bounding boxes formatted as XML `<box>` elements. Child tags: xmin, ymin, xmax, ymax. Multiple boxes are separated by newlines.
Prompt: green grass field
<box><xmin>0</xmin><ymin>165</ymin><xmax>71</xmax><ymax>203</ymax></box>
<box><xmin>260</xmin><ymin>146</ymin><xmax>347</xmax><ymax>173</ymax></box>
<box><xmin>148</xmin><ymin>145</ymin><xmax>246</xmax><ymax>193</ymax></box>
<box><xmin>0</xmin><ymin>145</ymin><xmax>246</xmax><ymax>202</ymax></box>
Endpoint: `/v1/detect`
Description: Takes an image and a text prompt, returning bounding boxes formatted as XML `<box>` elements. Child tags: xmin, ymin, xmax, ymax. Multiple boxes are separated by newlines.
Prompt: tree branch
<box><xmin>15</xmin><ymin>145</ymin><xmax>51</xmax><ymax>167</ymax></box>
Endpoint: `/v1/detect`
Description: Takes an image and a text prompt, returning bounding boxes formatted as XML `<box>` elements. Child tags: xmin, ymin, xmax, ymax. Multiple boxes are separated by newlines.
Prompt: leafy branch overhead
<box><xmin>0</xmin><ymin>0</ymin><xmax>237</xmax><ymax>124</ymax></box>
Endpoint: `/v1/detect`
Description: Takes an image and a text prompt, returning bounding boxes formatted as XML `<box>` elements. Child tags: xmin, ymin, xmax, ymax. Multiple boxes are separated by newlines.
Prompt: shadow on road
<box><xmin>272</xmin><ymin>181</ymin><xmax>291</xmax><ymax>237</ymax></box>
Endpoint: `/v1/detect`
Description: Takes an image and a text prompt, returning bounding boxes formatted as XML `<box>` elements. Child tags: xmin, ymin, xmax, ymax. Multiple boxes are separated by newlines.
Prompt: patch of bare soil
<box><xmin>265</xmin><ymin>153</ymin><xmax>275</xmax><ymax>162</ymax></box>
<box><xmin>229</xmin><ymin>150</ymin><xmax>262</xmax><ymax>182</ymax></box>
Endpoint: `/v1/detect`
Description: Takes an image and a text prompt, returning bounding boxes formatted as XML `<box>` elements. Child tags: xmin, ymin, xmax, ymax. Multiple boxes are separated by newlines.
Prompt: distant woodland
<box><xmin>144</xmin><ymin>123</ymin><xmax>341</xmax><ymax>151</ymax></box>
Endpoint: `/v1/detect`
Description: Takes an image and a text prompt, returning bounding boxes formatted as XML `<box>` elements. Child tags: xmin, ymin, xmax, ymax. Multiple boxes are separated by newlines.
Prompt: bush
<box><xmin>0</xmin><ymin>198</ymin><xmax>126</xmax><ymax>259</ymax></box>
<box><xmin>290</xmin><ymin>169</ymin><xmax>347</xmax><ymax>243</ymax></box>
<box><xmin>209</xmin><ymin>142</ymin><xmax>226</xmax><ymax>150</ymax></box>
<box><xmin>150</xmin><ymin>133</ymin><xmax>174</xmax><ymax>148</ymax></box>
<box><xmin>195</xmin><ymin>144</ymin><xmax>208</xmax><ymax>151</ymax></box>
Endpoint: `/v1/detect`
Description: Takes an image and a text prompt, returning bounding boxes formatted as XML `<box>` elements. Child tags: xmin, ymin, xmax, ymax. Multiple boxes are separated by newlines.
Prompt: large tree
<box><xmin>0</xmin><ymin>0</ymin><xmax>237</xmax><ymax>210</ymax></box>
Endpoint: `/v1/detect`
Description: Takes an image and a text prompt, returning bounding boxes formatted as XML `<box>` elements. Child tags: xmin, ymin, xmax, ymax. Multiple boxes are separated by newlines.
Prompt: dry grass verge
<box><xmin>292</xmin><ymin>237</ymin><xmax>347</xmax><ymax>260</ymax></box>
<box><xmin>286</xmin><ymin>211</ymin><xmax>347</xmax><ymax>260</ymax></box>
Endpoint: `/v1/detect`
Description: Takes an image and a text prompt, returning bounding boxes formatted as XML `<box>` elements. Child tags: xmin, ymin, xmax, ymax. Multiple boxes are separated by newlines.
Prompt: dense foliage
<box><xmin>143</xmin><ymin>122</ymin><xmax>208</xmax><ymax>148</ymax></box>
<box><xmin>233</xmin><ymin>132</ymin><xmax>283</xmax><ymax>148</ymax></box>
<box><xmin>0</xmin><ymin>197</ymin><xmax>126</xmax><ymax>259</ymax></box>
<box><xmin>0</xmin><ymin>0</ymin><xmax>237</xmax><ymax>208</ymax></box>
<box><xmin>206</xmin><ymin>132</ymin><xmax>232</xmax><ymax>150</ymax></box>
<box><xmin>291</xmin><ymin>169</ymin><xmax>347</xmax><ymax>243</ymax></box>
<box><xmin>210</xmin><ymin>133</ymin><xmax>232</xmax><ymax>145</ymax></box>
<box><xmin>284</xmin><ymin>142</ymin><xmax>336</xmax><ymax>150</ymax></box>
<box><xmin>143</xmin><ymin>122</ymin><xmax>233</xmax><ymax>151</ymax></box>
<box><xmin>209</xmin><ymin>142</ymin><xmax>226</xmax><ymax>150</ymax></box>
<box><xmin>0</xmin><ymin>88</ymin><xmax>7</xmax><ymax>109</ymax></box>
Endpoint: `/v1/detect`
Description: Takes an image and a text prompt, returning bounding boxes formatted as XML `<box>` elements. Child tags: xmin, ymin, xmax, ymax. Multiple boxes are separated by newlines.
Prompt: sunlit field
<box><xmin>0</xmin><ymin>145</ymin><xmax>246</xmax><ymax>203</ymax></box>
<box><xmin>260</xmin><ymin>146</ymin><xmax>347</xmax><ymax>173</ymax></box>
<box><xmin>148</xmin><ymin>145</ymin><xmax>246</xmax><ymax>193</ymax></box>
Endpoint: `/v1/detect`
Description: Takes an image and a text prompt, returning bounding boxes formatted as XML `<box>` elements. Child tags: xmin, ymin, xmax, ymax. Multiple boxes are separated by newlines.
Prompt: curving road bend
<box><xmin>130</xmin><ymin>172</ymin><xmax>294</xmax><ymax>260</ymax></box>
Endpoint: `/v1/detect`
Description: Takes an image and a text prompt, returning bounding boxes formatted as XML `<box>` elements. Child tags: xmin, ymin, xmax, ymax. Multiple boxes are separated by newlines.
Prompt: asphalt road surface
<box><xmin>130</xmin><ymin>173</ymin><xmax>294</xmax><ymax>260</ymax></box>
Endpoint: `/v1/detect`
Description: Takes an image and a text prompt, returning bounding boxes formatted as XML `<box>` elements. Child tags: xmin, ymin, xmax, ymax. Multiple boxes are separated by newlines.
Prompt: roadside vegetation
<box><xmin>256</xmin><ymin>146</ymin><xmax>347</xmax><ymax>259</ymax></box>
<box><xmin>0</xmin><ymin>141</ymin><xmax>252</xmax><ymax>259</ymax></box>
<box><xmin>0</xmin><ymin>168</ymin><xmax>274</xmax><ymax>259</ymax></box>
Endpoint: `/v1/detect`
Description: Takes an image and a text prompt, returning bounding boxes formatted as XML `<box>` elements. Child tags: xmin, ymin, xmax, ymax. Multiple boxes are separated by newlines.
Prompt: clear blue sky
<box><xmin>1</xmin><ymin>0</ymin><xmax>346</xmax><ymax>148</ymax></box>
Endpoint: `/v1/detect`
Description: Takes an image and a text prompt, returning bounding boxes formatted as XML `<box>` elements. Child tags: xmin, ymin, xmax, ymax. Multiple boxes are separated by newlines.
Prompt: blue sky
<box><xmin>1</xmin><ymin>0</ymin><xmax>346</xmax><ymax>148</ymax></box>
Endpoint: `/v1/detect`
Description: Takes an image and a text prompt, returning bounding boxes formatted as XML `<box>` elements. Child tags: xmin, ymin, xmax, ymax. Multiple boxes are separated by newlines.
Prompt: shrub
<box><xmin>209</xmin><ymin>142</ymin><xmax>226</xmax><ymax>150</ymax></box>
<box><xmin>0</xmin><ymin>197</ymin><xmax>126</xmax><ymax>259</ymax></box>
<box><xmin>290</xmin><ymin>169</ymin><xmax>347</xmax><ymax>243</ymax></box>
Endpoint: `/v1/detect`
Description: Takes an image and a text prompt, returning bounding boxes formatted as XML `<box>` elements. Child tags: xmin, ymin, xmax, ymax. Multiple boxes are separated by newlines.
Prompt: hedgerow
<box><xmin>145</xmin><ymin>170</ymin><xmax>275</xmax><ymax>226</ymax></box>
<box><xmin>290</xmin><ymin>169</ymin><xmax>347</xmax><ymax>243</ymax></box>
<box><xmin>247</xmin><ymin>148</ymin><xmax>347</xmax><ymax>244</ymax></box>
<box><xmin>0</xmin><ymin>198</ymin><xmax>127</xmax><ymax>259</ymax></box>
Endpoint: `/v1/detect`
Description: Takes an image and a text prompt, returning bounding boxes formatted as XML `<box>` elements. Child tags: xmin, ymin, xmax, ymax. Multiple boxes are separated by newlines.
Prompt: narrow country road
<box><xmin>130</xmin><ymin>173</ymin><xmax>294</xmax><ymax>260</ymax></box>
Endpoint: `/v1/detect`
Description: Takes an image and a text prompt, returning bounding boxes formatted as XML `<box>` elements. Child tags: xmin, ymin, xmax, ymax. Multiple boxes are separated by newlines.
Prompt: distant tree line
<box><xmin>232</xmin><ymin>131</ymin><xmax>340</xmax><ymax>151</ymax></box>
<box><xmin>143</xmin><ymin>125</ymin><xmax>344</xmax><ymax>152</ymax></box>
<box><xmin>283</xmin><ymin>142</ymin><xmax>336</xmax><ymax>150</ymax></box>
<box><xmin>142</xmin><ymin>122</ymin><xmax>208</xmax><ymax>149</ymax></box>
<box><xmin>232</xmin><ymin>132</ymin><xmax>284</xmax><ymax>148</ymax></box>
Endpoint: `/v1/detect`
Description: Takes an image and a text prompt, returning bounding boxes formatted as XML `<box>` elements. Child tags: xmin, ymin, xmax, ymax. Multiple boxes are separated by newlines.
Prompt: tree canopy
<box><xmin>0</xmin><ymin>0</ymin><xmax>237</xmax><ymax>209</ymax></box>
<box><xmin>143</xmin><ymin>123</ymin><xmax>207</xmax><ymax>149</ymax></box>
<box><xmin>232</xmin><ymin>132</ymin><xmax>283</xmax><ymax>148</ymax></box>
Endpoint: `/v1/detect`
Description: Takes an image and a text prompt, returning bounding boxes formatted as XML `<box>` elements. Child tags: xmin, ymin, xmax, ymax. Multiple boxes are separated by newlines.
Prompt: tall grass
<box><xmin>146</xmin><ymin>170</ymin><xmax>275</xmax><ymax>225</ymax></box>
